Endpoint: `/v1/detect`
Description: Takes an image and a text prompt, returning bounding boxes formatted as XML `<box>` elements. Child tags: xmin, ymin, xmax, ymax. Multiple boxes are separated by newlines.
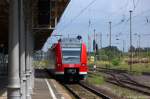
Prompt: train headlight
<box><xmin>82</xmin><ymin>64</ymin><xmax>86</xmax><ymax>66</ymax></box>
<box><xmin>57</xmin><ymin>64</ymin><xmax>61</xmax><ymax>67</ymax></box>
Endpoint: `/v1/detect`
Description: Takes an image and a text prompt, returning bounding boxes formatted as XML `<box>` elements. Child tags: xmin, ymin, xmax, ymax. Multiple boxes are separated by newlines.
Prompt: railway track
<box><xmin>106</xmin><ymin>73</ymin><xmax>150</xmax><ymax>96</ymax></box>
<box><xmin>63</xmin><ymin>82</ymin><xmax>111</xmax><ymax>99</ymax></box>
<box><xmin>46</xmin><ymin>69</ymin><xmax>112</xmax><ymax>99</ymax></box>
<box><xmin>90</xmin><ymin>69</ymin><xmax>150</xmax><ymax>96</ymax></box>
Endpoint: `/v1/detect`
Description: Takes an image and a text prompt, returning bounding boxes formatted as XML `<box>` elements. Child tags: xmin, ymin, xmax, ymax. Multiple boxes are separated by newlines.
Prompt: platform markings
<box><xmin>53</xmin><ymin>83</ymin><xmax>57</xmax><ymax>89</ymax></box>
<box><xmin>45</xmin><ymin>79</ymin><xmax>57</xmax><ymax>99</ymax></box>
<box><xmin>61</xmin><ymin>97</ymin><xmax>65</xmax><ymax>99</ymax></box>
<box><xmin>51</xmin><ymin>80</ymin><xmax>65</xmax><ymax>99</ymax></box>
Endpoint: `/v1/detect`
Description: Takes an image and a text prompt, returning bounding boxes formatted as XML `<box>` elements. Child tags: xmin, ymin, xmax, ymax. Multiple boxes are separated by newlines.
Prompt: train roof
<box><xmin>61</xmin><ymin>38</ymin><xmax>81</xmax><ymax>43</ymax></box>
<box><xmin>60</xmin><ymin>38</ymin><xmax>81</xmax><ymax>48</ymax></box>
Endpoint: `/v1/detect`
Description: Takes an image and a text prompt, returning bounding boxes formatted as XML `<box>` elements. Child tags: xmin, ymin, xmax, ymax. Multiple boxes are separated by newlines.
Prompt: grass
<box><xmin>111</xmin><ymin>63</ymin><xmax>150</xmax><ymax>74</ymax></box>
<box><xmin>87</xmin><ymin>73</ymin><xmax>105</xmax><ymax>85</ymax></box>
<box><xmin>89</xmin><ymin>61</ymin><xmax>150</xmax><ymax>75</ymax></box>
<box><xmin>33</xmin><ymin>60</ymin><xmax>49</xmax><ymax>69</ymax></box>
<box><xmin>88</xmin><ymin>60</ymin><xmax>150</xmax><ymax>74</ymax></box>
<box><xmin>107</xmin><ymin>83</ymin><xmax>149</xmax><ymax>99</ymax></box>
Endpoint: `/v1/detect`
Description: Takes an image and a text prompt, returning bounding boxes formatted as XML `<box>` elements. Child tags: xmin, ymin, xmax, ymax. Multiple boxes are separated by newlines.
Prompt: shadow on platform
<box><xmin>0</xmin><ymin>76</ymin><xmax>7</xmax><ymax>97</ymax></box>
<box><xmin>34</xmin><ymin>69</ymin><xmax>54</xmax><ymax>79</ymax></box>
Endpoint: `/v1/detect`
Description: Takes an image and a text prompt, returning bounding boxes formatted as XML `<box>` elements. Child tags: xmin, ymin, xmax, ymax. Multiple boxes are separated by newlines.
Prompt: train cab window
<box><xmin>62</xmin><ymin>48</ymin><xmax>81</xmax><ymax>64</ymax></box>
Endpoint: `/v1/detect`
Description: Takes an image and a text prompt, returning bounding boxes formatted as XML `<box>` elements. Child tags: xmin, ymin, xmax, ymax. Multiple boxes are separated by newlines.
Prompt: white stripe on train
<box><xmin>55</xmin><ymin>72</ymin><xmax>87</xmax><ymax>75</ymax></box>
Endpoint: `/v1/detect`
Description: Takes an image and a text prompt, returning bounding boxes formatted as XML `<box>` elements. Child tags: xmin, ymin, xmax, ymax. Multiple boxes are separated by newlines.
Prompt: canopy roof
<box><xmin>0</xmin><ymin>0</ymin><xmax>70</xmax><ymax>51</ymax></box>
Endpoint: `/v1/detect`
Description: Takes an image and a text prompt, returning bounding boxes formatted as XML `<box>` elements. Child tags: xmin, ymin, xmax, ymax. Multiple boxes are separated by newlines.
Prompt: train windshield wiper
<box><xmin>64</xmin><ymin>56</ymin><xmax>79</xmax><ymax>59</ymax></box>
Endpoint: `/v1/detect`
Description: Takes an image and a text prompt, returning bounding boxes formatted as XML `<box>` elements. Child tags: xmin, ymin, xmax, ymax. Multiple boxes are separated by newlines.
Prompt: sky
<box><xmin>43</xmin><ymin>0</ymin><xmax>150</xmax><ymax>52</ymax></box>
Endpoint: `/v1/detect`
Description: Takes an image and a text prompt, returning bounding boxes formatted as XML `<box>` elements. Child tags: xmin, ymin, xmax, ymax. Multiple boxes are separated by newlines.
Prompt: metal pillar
<box><xmin>19</xmin><ymin>0</ymin><xmax>26</xmax><ymax>99</ymax></box>
<box><xmin>109</xmin><ymin>21</ymin><xmax>112</xmax><ymax>47</ymax></box>
<box><xmin>123</xmin><ymin>40</ymin><xmax>125</xmax><ymax>53</ymax></box>
<box><xmin>8</xmin><ymin>0</ymin><xmax>21</xmax><ymax>99</ymax></box>
<box><xmin>25</xmin><ymin>0</ymin><xmax>33</xmax><ymax>98</ymax></box>
<box><xmin>31</xmin><ymin>33</ymin><xmax>35</xmax><ymax>89</ymax></box>
<box><xmin>138</xmin><ymin>35</ymin><xmax>141</xmax><ymax>59</ymax></box>
<box><xmin>129</xmin><ymin>10</ymin><xmax>133</xmax><ymax>72</ymax></box>
<box><xmin>29</xmin><ymin>31</ymin><xmax>33</xmax><ymax>94</ymax></box>
<box><xmin>25</xmin><ymin>24</ymin><xmax>32</xmax><ymax>99</ymax></box>
<box><xmin>88</xmin><ymin>34</ymin><xmax>90</xmax><ymax>53</ymax></box>
<box><xmin>100</xmin><ymin>33</ymin><xmax>102</xmax><ymax>49</ymax></box>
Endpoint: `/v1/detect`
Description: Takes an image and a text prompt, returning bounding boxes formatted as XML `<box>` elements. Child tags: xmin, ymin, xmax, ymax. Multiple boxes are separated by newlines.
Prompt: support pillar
<box><xmin>29</xmin><ymin>32</ymin><xmax>33</xmax><ymax>94</ymax></box>
<box><xmin>25</xmin><ymin>1</ymin><xmax>33</xmax><ymax>98</ymax></box>
<box><xmin>30</xmin><ymin>33</ymin><xmax>35</xmax><ymax>89</ymax></box>
<box><xmin>8</xmin><ymin>0</ymin><xmax>21</xmax><ymax>99</ymax></box>
<box><xmin>25</xmin><ymin>26</ymin><xmax>32</xmax><ymax>99</ymax></box>
<box><xmin>19</xmin><ymin>0</ymin><xmax>26</xmax><ymax>99</ymax></box>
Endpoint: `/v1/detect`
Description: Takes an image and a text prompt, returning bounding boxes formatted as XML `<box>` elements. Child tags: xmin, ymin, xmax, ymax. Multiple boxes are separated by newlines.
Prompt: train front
<box><xmin>55</xmin><ymin>38</ymin><xmax>88</xmax><ymax>81</ymax></box>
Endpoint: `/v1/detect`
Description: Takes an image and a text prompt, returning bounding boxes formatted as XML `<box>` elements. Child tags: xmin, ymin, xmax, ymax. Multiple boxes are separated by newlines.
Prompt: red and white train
<box><xmin>49</xmin><ymin>38</ymin><xmax>88</xmax><ymax>81</ymax></box>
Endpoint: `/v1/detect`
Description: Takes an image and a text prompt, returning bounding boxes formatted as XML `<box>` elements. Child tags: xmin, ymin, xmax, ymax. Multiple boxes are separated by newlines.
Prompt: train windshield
<box><xmin>62</xmin><ymin>48</ymin><xmax>81</xmax><ymax>64</ymax></box>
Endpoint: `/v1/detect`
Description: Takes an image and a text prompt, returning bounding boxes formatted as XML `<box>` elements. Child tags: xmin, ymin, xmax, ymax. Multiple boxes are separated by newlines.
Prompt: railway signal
<box><xmin>93</xmin><ymin>39</ymin><xmax>96</xmax><ymax>52</ymax></box>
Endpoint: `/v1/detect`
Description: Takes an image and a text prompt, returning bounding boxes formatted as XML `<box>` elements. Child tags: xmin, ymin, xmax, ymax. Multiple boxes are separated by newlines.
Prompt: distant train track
<box><xmin>91</xmin><ymin>67</ymin><xmax>150</xmax><ymax>76</ymax></box>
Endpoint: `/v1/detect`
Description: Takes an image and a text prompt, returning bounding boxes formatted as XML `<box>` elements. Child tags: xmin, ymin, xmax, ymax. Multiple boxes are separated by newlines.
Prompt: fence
<box><xmin>0</xmin><ymin>53</ymin><xmax>8</xmax><ymax>77</ymax></box>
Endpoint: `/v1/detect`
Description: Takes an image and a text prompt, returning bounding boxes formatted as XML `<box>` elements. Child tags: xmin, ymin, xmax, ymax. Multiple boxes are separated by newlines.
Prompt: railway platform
<box><xmin>32</xmin><ymin>69</ymin><xmax>54</xmax><ymax>99</ymax></box>
<box><xmin>32</xmin><ymin>69</ymin><xmax>72</xmax><ymax>99</ymax></box>
<box><xmin>32</xmin><ymin>78</ymin><xmax>53</xmax><ymax>99</ymax></box>
<box><xmin>0</xmin><ymin>69</ymin><xmax>72</xmax><ymax>99</ymax></box>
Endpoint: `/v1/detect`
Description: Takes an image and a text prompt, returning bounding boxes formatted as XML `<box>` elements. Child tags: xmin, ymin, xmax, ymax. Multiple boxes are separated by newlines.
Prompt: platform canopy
<box><xmin>0</xmin><ymin>0</ymin><xmax>70</xmax><ymax>52</ymax></box>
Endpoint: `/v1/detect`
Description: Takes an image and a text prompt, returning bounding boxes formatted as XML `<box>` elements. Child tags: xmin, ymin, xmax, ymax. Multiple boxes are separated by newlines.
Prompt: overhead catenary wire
<box><xmin>56</xmin><ymin>0</ymin><xmax>98</xmax><ymax>33</ymax></box>
<box><xmin>135</xmin><ymin>0</ymin><xmax>140</xmax><ymax>10</ymax></box>
<box><xmin>112</xmin><ymin>8</ymin><xmax>150</xmax><ymax>28</ymax></box>
<box><xmin>57</xmin><ymin>0</ymin><xmax>149</xmax><ymax>33</ymax></box>
<box><xmin>55</xmin><ymin>0</ymin><xmax>150</xmax><ymax>44</ymax></box>
<box><xmin>133</xmin><ymin>0</ymin><xmax>136</xmax><ymax>10</ymax></box>
<box><xmin>57</xmin><ymin>0</ymin><xmax>132</xmax><ymax>37</ymax></box>
<box><xmin>111</xmin><ymin>0</ymin><xmax>150</xmax><ymax>28</ymax></box>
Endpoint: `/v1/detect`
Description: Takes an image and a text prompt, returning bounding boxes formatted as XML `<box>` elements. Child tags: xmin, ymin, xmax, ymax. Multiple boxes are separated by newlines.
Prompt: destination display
<box><xmin>61</xmin><ymin>38</ymin><xmax>81</xmax><ymax>48</ymax></box>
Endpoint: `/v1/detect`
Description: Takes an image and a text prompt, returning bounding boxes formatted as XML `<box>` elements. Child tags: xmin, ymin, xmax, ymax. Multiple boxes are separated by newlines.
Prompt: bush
<box><xmin>111</xmin><ymin>58</ymin><xmax>120</xmax><ymax>66</ymax></box>
<box><xmin>33</xmin><ymin>60</ymin><xmax>49</xmax><ymax>69</ymax></box>
<box><xmin>99</xmin><ymin>55</ymin><xmax>108</xmax><ymax>61</ymax></box>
